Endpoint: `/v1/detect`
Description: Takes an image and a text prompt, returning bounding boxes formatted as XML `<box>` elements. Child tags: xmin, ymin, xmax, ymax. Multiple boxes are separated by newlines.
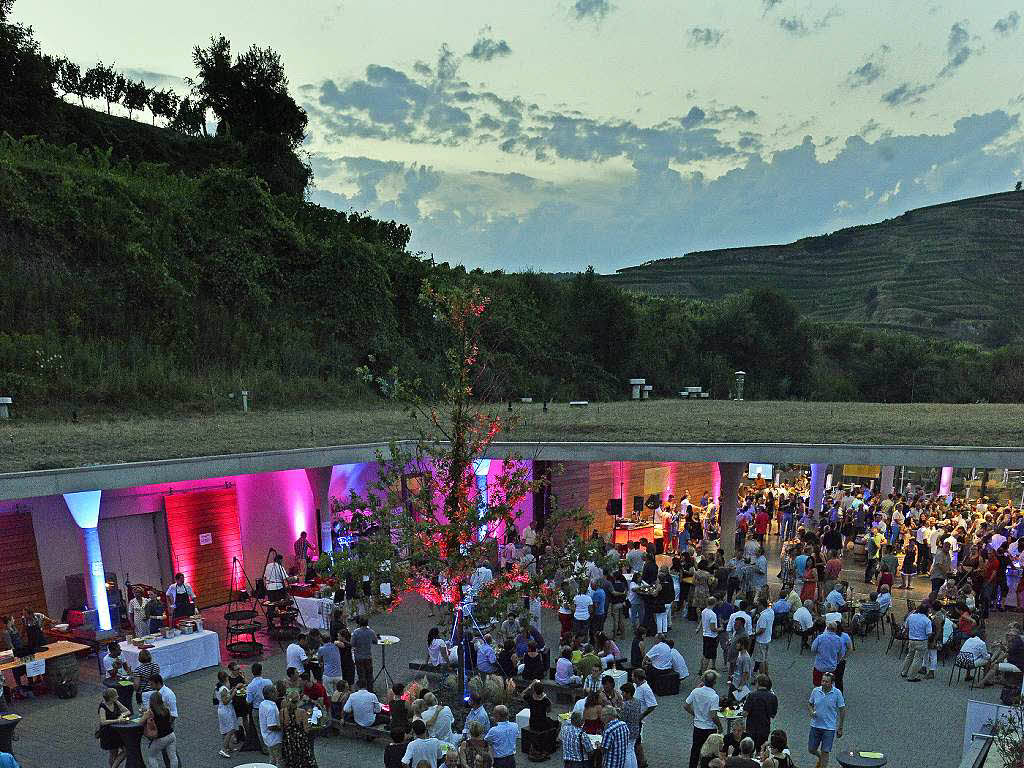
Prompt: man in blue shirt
<box><xmin>590</xmin><ymin>581</ymin><xmax>607</xmax><ymax>640</ymax></box>
<box><xmin>600</xmin><ymin>705</ymin><xmax>632</xmax><ymax>768</ymax></box>
<box><xmin>476</xmin><ymin>634</ymin><xmax>499</xmax><ymax>675</ymax></box>
<box><xmin>484</xmin><ymin>705</ymin><xmax>519</xmax><ymax>768</ymax></box>
<box><xmin>808</xmin><ymin>672</ymin><xmax>845</xmax><ymax>768</ymax></box>
<box><xmin>462</xmin><ymin>692</ymin><xmax>490</xmax><ymax>738</ymax></box>
<box><xmin>810</xmin><ymin>623</ymin><xmax>846</xmax><ymax>686</ymax></box>
<box><xmin>901</xmin><ymin>603</ymin><xmax>933</xmax><ymax>682</ymax></box>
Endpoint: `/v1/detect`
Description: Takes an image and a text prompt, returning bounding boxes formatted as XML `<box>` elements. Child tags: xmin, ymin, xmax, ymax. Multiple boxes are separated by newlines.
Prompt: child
<box><xmin>582</xmin><ymin>665</ymin><xmax>602</xmax><ymax>694</ymax></box>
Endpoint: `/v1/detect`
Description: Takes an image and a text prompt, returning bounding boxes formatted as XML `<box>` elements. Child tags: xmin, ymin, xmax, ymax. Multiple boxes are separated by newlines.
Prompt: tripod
<box><xmin>450</xmin><ymin>595</ymin><xmax>488</xmax><ymax>703</ymax></box>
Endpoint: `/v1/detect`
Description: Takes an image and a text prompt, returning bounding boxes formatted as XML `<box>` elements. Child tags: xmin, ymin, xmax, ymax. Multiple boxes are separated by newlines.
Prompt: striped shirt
<box><xmin>135</xmin><ymin>662</ymin><xmax>160</xmax><ymax>692</ymax></box>
<box><xmin>561</xmin><ymin>723</ymin><xmax>594</xmax><ymax>762</ymax></box>
<box><xmin>601</xmin><ymin>719</ymin><xmax>631</xmax><ymax>768</ymax></box>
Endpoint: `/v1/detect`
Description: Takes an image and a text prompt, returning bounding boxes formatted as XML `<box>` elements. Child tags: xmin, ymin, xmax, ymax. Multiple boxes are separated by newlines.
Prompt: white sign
<box><xmin>198</xmin><ymin>533</ymin><xmax>213</xmax><ymax>546</ymax></box>
<box><xmin>25</xmin><ymin>659</ymin><xmax>45</xmax><ymax>676</ymax></box>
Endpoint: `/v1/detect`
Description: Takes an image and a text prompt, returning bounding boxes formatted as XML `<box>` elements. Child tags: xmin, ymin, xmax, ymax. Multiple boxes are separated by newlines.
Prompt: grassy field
<box><xmin>4</xmin><ymin>400</ymin><xmax>1024</xmax><ymax>473</ymax></box>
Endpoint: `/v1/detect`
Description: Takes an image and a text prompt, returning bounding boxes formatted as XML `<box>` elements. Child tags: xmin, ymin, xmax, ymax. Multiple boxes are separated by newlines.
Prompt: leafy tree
<box><xmin>119</xmin><ymin>78</ymin><xmax>149</xmax><ymax>120</ymax></box>
<box><xmin>84</xmin><ymin>61</ymin><xmax>123</xmax><ymax>114</ymax></box>
<box><xmin>121</xmin><ymin>78</ymin><xmax>151</xmax><ymax>120</ymax></box>
<box><xmin>317</xmin><ymin>283</ymin><xmax>591</xmax><ymax>697</ymax></box>
<box><xmin>0</xmin><ymin>0</ymin><xmax>56</xmax><ymax>132</ymax></box>
<box><xmin>148</xmin><ymin>87</ymin><xmax>179</xmax><ymax>125</ymax></box>
<box><xmin>170</xmin><ymin>96</ymin><xmax>205</xmax><ymax>136</ymax></box>
<box><xmin>55</xmin><ymin>56</ymin><xmax>86</xmax><ymax>105</ymax></box>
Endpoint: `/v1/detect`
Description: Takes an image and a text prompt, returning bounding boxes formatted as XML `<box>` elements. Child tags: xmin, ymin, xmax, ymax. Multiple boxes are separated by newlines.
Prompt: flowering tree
<box><xmin>315</xmin><ymin>281</ymin><xmax>592</xmax><ymax>692</ymax></box>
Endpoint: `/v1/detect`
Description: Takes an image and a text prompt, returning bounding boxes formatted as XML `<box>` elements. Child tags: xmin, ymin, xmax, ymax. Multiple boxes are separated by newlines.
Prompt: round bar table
<box><xmin>836</xmin><ymin>751</ymin><xmax>887</xmax><ymax>768</ymax></box>
<box><xmin>109</xmin><ymin>720</ymin><xmax>145</xmax><ymax>768</ymax></box>
<box><xmin>0</xmin><ymin>714</ymin><xmax>21</xmax><ymax>755</ymax></box>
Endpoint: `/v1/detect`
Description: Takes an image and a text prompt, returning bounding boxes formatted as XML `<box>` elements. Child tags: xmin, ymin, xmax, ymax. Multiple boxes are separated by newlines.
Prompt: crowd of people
<box><xmin>75</xmin><ymin>474</ymin><xmax>1024</xmax><ymax>768</ymax></box>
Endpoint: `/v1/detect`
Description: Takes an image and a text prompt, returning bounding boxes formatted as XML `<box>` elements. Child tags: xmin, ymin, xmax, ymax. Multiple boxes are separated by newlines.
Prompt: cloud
<box><xmin>309</xmin><ymin>61</ymin><xmax>758</xmax><ymax>165</ymax></box>
<box><xmin>688</xmin><ymin>26</ymin><xmax>725</xmax><ymax>47</ymax></box>
<box><xmin>881</xmin><ymin>82</ymin><xmax>933</xmax><ymax>106</ymax></box>
<box><xmin>846</xmin><ymin>45</ymin><xmax>890</xmax><ymax>88</ymax></box>
<box><xmin>939</xmin><ymin>21</ymin><xmax>975</xmax><ymax>77</ymax></box>
<box><xmin>994</xmin><ymin>10</ymin><xmax>1020</xmax><ymax>35</ymax></box>
<box><xmin>312</xmin><ymin>110</ymin><xmax>1020</xmax><ymax>273</ymax></box>
<box><xmin>468</xmin><ymin>27</ymin><xmax>512</xmax><ymax>61</ymax></box>
<box><xmin>778</xmin><ymin>17</ymin><xmax>808</xmax><ymax>36</ymax></box>
<box><xmin>573</xmin><ymin>0</ymin><xmax>612</xmax><ymax>21</ymax></box>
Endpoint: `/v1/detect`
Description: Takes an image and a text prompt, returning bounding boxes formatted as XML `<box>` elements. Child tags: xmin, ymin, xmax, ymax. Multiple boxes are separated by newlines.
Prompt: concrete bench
<box><xmin>331</xmin><ymin>718</ymin><xmax>389</xmax><ymax>741</ymax></box>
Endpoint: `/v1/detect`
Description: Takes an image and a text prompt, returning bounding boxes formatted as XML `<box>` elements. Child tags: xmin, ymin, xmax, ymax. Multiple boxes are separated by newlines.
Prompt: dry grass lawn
<box><xmin>4</xmin><ymin>400</ymin><xmax>1024</xmax><ymax>473</ymax></box>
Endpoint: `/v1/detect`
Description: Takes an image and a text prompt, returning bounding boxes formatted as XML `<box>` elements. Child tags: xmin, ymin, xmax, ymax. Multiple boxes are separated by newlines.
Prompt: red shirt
<box><xmin>983</xmin><ymin>554</ymin><xmax>999</xmax><ymax>583</ymax></box>
<box><xmin>303</xmin><ymin>681</ymin><xmax>329</xmax><ymax>709</ymax></box>
<box><xmin>755</xmin><ymin>511</ymin><xmax>771</xmax><ymax>534</ymax></box>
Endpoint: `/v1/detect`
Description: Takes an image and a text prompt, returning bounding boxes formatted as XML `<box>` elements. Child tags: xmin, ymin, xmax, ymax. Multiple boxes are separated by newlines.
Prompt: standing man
<box><xmin>351</xmin><ymin>615</ymin><xmax>378</xmax><ymax>690</ymax></box>
<box><xmin>699</xmin><ymin>597</ymin><xmax>720</xmax><ymax>674</ymax></box>
<box><xmin>590</xmin><ymin>579</ymin><xmax>608</xmax><ymax>642</ymax></box>
<box><xmin>599</xmin><ymin>705</ymin><xmax>632</xmax><ymax>768</ymax></box>
<box><xmin>810</xmin><ymin>623</ymin><xmax>845</xmax><ymax>687</ymax></box>
<box><xmin>900</xmin><ymin>603</ymin><xmax>933</xmax><ymax>682</ymax></box>
<box><xmin>684</xmin><ymin>670</ymin><xmax>722</xmax><ymax>768</ymax></box>
<box><xmin>294</xmin><ymin>532</ymin><xmax>316</xmax><ymax>580</ymax></box>
<box><xmin>263</xmin><ymin>554</ymin><xmax>290</xmax><ymax>603</ymax></box>
<box><xmin>258</xmin><ymin>684</ymin><xmax>283</xmax><ymax>767</ymax></box>
<box><xmin>484</xmin><ymin>705</ymin><xmax>519</xmax><ymax>768</ymax></box>
<box><xmin>165</xmin><ymin>573</ymin><xmax>197</xmax><ymax>627</ymax></box>
<box><xmin>929</xmin><ymin>541</ymin><xmax>953</xmax><ymax>594</ymax></box>
<box><xmin>808</xmin><ymin>672</ymin><xmax>845</xmax><ymax>768</ymax></box>
<box><xmin>631</xmin><ymin>668</ymin><xmax>658</xmax><ymax>768</ymax></box>
<box><xmin>752</xmin><ymin>598</ymin><xmax>774</xmax><ymax>675</ymax></box>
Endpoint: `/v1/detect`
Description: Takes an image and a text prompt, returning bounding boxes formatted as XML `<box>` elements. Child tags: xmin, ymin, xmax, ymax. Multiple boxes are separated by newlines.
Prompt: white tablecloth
<box><xmin>120</xmin><ymin>630</ymin><xmax>221</xmax><ymax>679</ymax></box>
<box><xmin>605</xmin><ymin>668</ymin><xmax>627</xmax><ymax>690</ymax></box>
<box><xmin>516</xmin><ymin>708</ymin><xmax>531</xmax><ymax>730</ymax></box>
<box><xmin>294</xmin><ymin>596</ymin><xmax>333</xmax><ymax>630</ymax></box>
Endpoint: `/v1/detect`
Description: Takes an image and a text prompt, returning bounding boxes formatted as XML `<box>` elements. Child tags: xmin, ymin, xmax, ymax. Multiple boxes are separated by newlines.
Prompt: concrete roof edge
<box><xmin>4</xmin><ymin>440</ymin><xmax>1024</xmax><ymax>502</ymax></box>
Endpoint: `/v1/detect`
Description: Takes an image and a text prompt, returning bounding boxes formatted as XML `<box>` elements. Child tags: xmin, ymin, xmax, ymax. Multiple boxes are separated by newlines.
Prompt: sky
<box><xmin>18</xmin><ymin>0</ymin><xmax>1024</xmax><ymax>272</ymax></box>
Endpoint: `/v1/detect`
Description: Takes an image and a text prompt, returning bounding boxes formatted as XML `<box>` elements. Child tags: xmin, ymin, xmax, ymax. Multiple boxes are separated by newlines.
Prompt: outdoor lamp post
<box><xmin>734</xmin><ymin>371</ymin><xmax>746</xmax><ymax>401</ymax></box>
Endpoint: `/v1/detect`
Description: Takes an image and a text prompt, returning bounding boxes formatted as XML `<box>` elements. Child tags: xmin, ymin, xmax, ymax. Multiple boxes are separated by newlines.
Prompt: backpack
<box><xmin>54</xmin><ymin>678</ymin><xmax>77</xmax><ymax>699</ymax></box>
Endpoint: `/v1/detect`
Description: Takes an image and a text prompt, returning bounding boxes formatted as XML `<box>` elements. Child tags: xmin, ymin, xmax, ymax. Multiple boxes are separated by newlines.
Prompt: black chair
<box><xmin>948</xmin><ymin>652</ymin><xmax>979</xmax><ymax>688</ymax></box>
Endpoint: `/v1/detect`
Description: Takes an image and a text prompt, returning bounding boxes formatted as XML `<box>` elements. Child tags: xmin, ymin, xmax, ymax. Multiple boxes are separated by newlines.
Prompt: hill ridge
<box><xmin>606</xmin><ymin>189</ymin><xmax>1024</xmax><ymax>342</ymax></box>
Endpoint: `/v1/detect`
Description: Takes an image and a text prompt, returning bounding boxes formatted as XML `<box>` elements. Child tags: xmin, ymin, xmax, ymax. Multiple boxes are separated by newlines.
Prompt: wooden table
<box><xmin>0</xmin><ymin>640</ymin><xmax>91</xmax><ymax>674</ymax></box>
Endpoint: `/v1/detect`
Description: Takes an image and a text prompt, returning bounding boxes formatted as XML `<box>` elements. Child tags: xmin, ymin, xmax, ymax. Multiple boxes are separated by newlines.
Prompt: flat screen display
<box><xmin>748</xmin><ymin>463</ymin><xmax>774</xmax><ymax>480</ymax></box>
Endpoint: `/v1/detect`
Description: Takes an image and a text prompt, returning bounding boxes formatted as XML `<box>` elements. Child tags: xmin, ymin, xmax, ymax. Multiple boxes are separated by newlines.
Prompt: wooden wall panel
<box><xmin>164</xmin><ymin>488</ymin><xmax>242</xmax><ymax>608</ymax></box>
<box><xmin>0</xmin><ymin>509</ymin><xmax>48</xmax><ymax>620</ymax></box>
<box><xmin>550</xmin><ymin>461</ymin><xmax>714</xmax><ymax>536</ymax></box>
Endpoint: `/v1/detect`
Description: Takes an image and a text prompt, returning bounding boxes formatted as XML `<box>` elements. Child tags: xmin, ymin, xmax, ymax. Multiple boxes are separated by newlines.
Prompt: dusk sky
<box><xmin>20</xmin><ymin>1</ymin><xmax>1024</xmax><ymax>272</ymax></box>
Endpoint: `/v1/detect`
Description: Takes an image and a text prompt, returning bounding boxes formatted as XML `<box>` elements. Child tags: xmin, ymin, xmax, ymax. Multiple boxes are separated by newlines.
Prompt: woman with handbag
<box><xmin>140</xmin><ymin>691</ymin><xmax>178</xmax><ymax>768</ymax></box>
<box><xmin>165</xmin><ymin>574</ymin><xmax>198</xmax><ymax>628</ymax></box>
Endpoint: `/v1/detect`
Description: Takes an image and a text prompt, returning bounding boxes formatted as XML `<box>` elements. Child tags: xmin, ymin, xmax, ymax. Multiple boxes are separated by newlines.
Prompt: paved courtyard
<box><xmin>5</xmin><ymin>544</ymin><xmax>1016</xmax><ymax>768</ymax></box>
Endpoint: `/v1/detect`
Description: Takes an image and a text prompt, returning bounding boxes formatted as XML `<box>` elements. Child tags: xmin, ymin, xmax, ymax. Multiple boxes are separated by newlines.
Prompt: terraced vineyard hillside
<box><xmin>606</xmin><ymin>191</ymin><xmax>1024</xmax><ymax>341</ymax></box>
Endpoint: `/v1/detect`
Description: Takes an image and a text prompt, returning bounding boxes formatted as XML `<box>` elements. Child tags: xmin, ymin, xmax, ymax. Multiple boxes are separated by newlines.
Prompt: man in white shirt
<box><xmin>572</xmin><ymin>586</ymin><xmax>594</xmax><ymax>637</ymax></box>
<box><xmin>684</xmin><ymin>670</ymin><xmax>722</xmax><ymax>768</ymax></box>
<box><xmin>286</xmin><ymin>637</ymin><xmax>309</xmax><ymax>674</ymax></box>
<box><xmin>470</xmin><ymin>562</ymin><xmax>493</xmax><ymax>591</ymax></box>
<box><xmin>960</xmin><ymin>635</ymin><xmax>991</xmax><ymax>673</ymax></box>
<box><xmin>402</xmin><ymin>720</ymin><xmax>444</xmax><ymax>768</ymax></box>
<box><xmin>344</xmin><ymin>681</ymin><xmax>384</xmax><ymax>727</ymax></box>
<box><xmin>727</xmin><ymin>602</ymin><xmax>752</xmax><ymax>641</ymax></box>
<box><xmin>263</xmin><ymin>554</ymin><xmax>289</xmax><ymax>602</ymax></box>
<box><xmin>666</xmin><ymin>639</ymin><xmax>690</xmax><ymax>680</ymax></box>
<box><xmin>793</xmin><ymin>601</ymin><xmax>815</xmax><ymax>632</ymax></box>
<box><xmin>753</xmin><ymin>600</ymin><xmax>775</xmax><ymax>674</ymax></box>
<box><xmin>700</xmin><ymin>597</ymin><xmax>720</xmax><ymax>674</ymax></box>
<box><xmin>245</xmin><ymin>663</ymin><xmax>271</xmax><ymax>707</ymax></box>
<box><xmin>258</xmin><ymin>686</ymin><xmax>283</xmax><ymax>766</ymax></box>
<box><xmin>644</xmin><ymin>635</ymin><xmax>672</xmax><ymax>670</ymax></box>
<box><xmin>141</xmin><ymin>674</ymin><xmax>177</xmax><ymax>717</ymax></box>
<box><xmin>521</xmin><ymin>522</ymin><xmax>538</xmax><ymax>548</ymax></box>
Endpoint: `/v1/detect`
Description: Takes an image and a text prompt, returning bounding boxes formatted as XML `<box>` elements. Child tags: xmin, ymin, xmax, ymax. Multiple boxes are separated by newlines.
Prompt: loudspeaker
<box><xmin>633</xmin><ymin>496</ymin><xmax>644</xmax><ymax>513</ymax></box>
<box><xmin>606</xmin><ymin>498</ymin><xmax>623</xmax><ymax>516</ymax></box>
<box><xmin>644</xmin><ymin>493</ymin><xmax>661</xmax><ymax>509</ymax></box>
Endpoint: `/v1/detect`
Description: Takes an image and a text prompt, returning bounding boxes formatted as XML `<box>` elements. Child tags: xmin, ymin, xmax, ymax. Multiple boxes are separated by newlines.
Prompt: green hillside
<box><xmin>607</xmin><ymin>192</ymin><xmax>1024</xmax><ymax>343</ymax></box>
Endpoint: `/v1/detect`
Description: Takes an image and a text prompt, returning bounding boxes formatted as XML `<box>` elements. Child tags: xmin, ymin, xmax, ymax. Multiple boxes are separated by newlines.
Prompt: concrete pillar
<box><xmin>305</xmin><ymin>467</ymin><xmax>334</xmax><ymax>553</ymax></box>
<box><xmin>715</xmin><ymin>462</ymin><xmax>745</xmax><ymax>554</ymax></box>
<box><xmin>809</xmin><ymin>463</ymin><xmax>827</xmax><ymax>514</ymax></box>
<box><xmin>64</xmin><ymin>490</ymin><xmax>112</xmax><ymax>631</ymax></box>
<box><xmin>939</xmin><ymin>466</ymin><xmax>954</xmax><ymax>500</ymax></box>
<box><xmin>880</xmin><ymin>466</ymin><xmax>896</xmax><ymax>497</ymax></box>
